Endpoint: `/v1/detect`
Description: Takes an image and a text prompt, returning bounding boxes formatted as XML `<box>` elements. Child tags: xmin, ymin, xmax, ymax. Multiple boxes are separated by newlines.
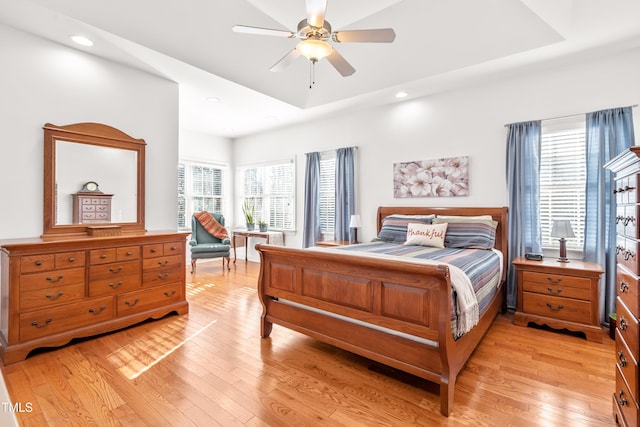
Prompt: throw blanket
<box><xmin>194</xmin><ymin>211</ymin><xmax>228</xmax><ymax>239</ymax></box>
<box><xmin>309</xmin><ymin>244</ymin><xmax>481</xmax><ymax>337</ymax></box>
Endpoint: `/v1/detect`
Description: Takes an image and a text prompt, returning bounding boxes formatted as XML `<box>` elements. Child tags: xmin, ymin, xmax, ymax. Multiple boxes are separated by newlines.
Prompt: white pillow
<box><xmin>404</xmin><ymin>222</ymin><xmax>448</xmax><ymax>248</ymax></box>
<box><xmin>436</xmin><ymin>214</ymin><xmax>493</xmax><ymax>220</ymax></box>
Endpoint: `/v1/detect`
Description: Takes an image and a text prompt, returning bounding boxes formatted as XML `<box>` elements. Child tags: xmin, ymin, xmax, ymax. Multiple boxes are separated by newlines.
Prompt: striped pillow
<box><xmin>432</xmin><ymin>217</ymin><xmax>498</xmax><ymax>249</ymax></box>
<box><xmin>376</xmin><ymin>214</ymin><xmax>435</xmax><ymax>243</ymax></box>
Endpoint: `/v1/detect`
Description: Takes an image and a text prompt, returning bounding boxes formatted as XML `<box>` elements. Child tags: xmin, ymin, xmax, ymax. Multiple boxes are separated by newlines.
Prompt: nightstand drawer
<box><xmin>522</xmin><ymin>292</ymin><xmax>591</xmax><ymax>324</ymax></box>
<box><xmin>522</xmin><ymin>278</ymin><xmax>591</xmax><ymax>300</ymax></box>
<box><xmin>522</xmin><ymin>271</ymin><xmax>591</xmax><ymax>290</ymax></box>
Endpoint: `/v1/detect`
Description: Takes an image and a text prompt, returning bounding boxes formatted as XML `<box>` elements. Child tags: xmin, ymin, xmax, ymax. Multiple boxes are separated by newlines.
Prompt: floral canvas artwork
<box><xmin>393</xmin><ymin>156</ymin><xmax>469</xmax><ymax>198</ymax></box>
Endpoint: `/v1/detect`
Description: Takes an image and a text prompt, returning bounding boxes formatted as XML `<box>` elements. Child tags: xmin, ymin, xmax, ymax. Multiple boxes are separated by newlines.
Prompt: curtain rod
<box><xmin>504</xmin><ymin>104</ymin><xmax>638</xmax><ymax>127</ymax></box>
<box><xmin>305</xmin><ymin>146</ymin><xmax>358</xmax><ymax>155</ymax></box>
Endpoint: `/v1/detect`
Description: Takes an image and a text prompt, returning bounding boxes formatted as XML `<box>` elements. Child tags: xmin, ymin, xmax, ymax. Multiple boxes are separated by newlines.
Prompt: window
<box><xmin>239</xmin><ymin>160</ymin><xmax>295</xmax><ymax>230</ymax></box>
<box><xmin>178</xmin><ymin>161</ymin><xmax>226</xmax><ymax>229</ymax></box>
<box><xmin>539</xmin><ymin>117</ymin><xmax>586</xmax><ymax>252</ymax></box>
<box><xmin>319</xmin><ymin>152</ymin><xmax>336</xmax><ymax>234</ymax></box>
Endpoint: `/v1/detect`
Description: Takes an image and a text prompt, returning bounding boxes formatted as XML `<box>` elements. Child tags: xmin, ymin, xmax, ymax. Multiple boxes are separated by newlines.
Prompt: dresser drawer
<box><xmin>20</xmin><ymin>268</ymin><xmax>85</xmax><ymax>292</ymax></box>
<box><xmin>615</xmin><ymin>366</ymin><xmax>639</xmax><ymax>427</ymax></box>
<box><xmin>142</xmin><ymin>244</ymin><xmax>164</xmax><ymax>258</ymax></box>
<box><xmin>617</xmin><ymin>298</ymin><xmax>640</xmax><ymax>362</ymax></box>
<box><xmin>20</xmin><ymin>296</ymin><xmax>114</xmax><ymax>341</ymax></box>
<box><xmin>20</xmin><ymin>255</ymin><xmax>55</xmax><ymax>273</ymax></box>
<box><xmin>54</xmin><ymin>251</ymin><xmax>85</xmax><ymax>269</ymax></box>
<box><xmin>617</xmin><ymin>236</ymin><xmax>639</xmax><ymax>275</ymax></box>
<box><xmin>522</xmin><ymin>292</ymin><xmax>591</xmax><ymax>324</ymax></box>
<box><xmin>117</xmin><ymin>283</ymin><xmax>182</xmax><ymax>316</ymax></box>
<box><xmin>20</xmin><ymin>282</ymin><xmax>85</xmax><ymax>311</ymax></box>
<box><xmin>90</xmin><ymin>248</ymin><xmax>117</xmax><ymax>265</ymax></box>
<box><xmin>615</xmin><ymin>175</ymin><xmax>640</xmax><ymax>205</ymax></box>
<box><xmin>163</xmin><ymin>242</ymin><xmax>183</xmax><ymax>256</ymax></box>
<box><xmin>616</xmin><ymin>328</ymin><xmax>639</xmax><ymax>405</ymax></box>
<box><xmin>88</xmin><ymin>260</ymin><xmax>141</xmax><ymax>297</ymax></box>
<box><xmin>142</xmin><ymin>264</ymin><xmax>183</xmax><ymax>288</ymax></box>
<box><xmin>618</xmin><ymin>265</ymin><xmax>639</xmax><ymax>316</ymax></box>
<box><xmin>117</xmin><ymin>246</ymin><xmax>141</xmax><ymax>261</ymax></box>
<box><xmin>522</xmin><ymin>272</ymin><xmax>591</xmax><ymax>300</ymax></box>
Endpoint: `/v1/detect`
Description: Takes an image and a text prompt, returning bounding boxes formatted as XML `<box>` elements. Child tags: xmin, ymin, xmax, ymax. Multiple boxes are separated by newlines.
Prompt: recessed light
<box><xmin>70</xmin><ymin>35</ymin><xmax>93</xmax><ymax>47</ymax></box>
<box><xmin>206</xmin><ymin>97</ymin><xmax>220</xmax><ymax>103</ymax></box>
<box><xmin>395</xmin><ymin>91</ymin><xmax>408</xmax><ymax>99</ymax></box>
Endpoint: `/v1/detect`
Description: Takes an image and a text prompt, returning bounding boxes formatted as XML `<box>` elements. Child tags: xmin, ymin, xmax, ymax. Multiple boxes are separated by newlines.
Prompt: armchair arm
<box><xmin>189</xmin><ymin>239</ymin><xmax>197</xmax><ymax>246</ymax></box>
<box><xmin>222</xmin><ymin>237</ymin><xmax>231</xmax><ymax>245</ymax></box>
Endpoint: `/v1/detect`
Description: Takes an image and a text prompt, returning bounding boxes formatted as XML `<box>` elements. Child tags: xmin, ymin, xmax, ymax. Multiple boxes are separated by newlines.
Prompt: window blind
<box><xmin>540</xmin><ymin>117</ymin><xmax>586</xmax><ymax>252</ymax></box>
<box><xmin>319</xmin><ymin>155</ymin><xmax>336</xmax><ymax>233</ymax></box>
<box><xmin>239</xmin><ymin>160</ymin><xmax>295</xmax><ymax>231</ymax></box>
<box><xmin>177</xmin><ymin>161</ymin><xmax>225</xmax><ymax>229</ymax></box>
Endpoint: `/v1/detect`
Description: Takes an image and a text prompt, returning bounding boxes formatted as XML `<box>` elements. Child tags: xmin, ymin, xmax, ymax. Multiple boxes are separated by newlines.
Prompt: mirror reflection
<box><xmin>55</xmin><ymin>141</ymin><xmax>138</xmax><ymax>225</ymax></box>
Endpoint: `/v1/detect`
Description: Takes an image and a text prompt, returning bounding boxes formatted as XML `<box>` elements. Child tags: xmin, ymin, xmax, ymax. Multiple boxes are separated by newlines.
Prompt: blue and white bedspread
<box><xmin>320</xmin><ymin>241</ymin><xmax>503</xmax><ymax>338</ymax></box>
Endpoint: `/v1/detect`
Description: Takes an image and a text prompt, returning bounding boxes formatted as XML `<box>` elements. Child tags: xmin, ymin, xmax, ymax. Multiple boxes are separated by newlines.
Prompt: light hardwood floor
<box><xmin>2</xmin><ymin>260</ymin><xmax>617</xmax><ymax>426</ymax></box>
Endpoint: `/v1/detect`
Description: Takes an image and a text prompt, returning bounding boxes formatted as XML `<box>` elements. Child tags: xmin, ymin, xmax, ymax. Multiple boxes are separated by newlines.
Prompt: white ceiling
<box><xmin>2</xmin><ymin>0</ymin><xmax>640</xmax><ymax>138</ymax></box>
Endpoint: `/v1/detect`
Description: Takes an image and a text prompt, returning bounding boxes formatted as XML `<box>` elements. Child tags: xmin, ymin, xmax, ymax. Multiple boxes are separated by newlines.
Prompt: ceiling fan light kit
<box><xmin>232</xmin><ymin>0</ymin><xmax>395</xmax><ymax>86</ymax></box>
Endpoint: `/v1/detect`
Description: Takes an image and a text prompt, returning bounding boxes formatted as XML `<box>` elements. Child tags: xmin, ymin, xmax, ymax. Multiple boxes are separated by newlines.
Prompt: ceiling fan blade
<box><xmin>306</xmin><ymin>0</ymin><xmax>327</xmax><ymax>28</ymax></box>
<box><xmin>326</xmin><ymin>49</ymin><xmax>355</xmax><ymax>77</ymax></box>
<box><xmin>270</xmin><ymin>49</ymin><xmax>301</xmax><ymax>72</ymax></box>
<box><xmin>332</xmin><ymin>28</ymin><xmax>396</xmax><ymax>43</ymax></box>
<box><xmin>232</xmin><ymin>25</ymin><xmax>294</xmax><ymax>38</ymax></box>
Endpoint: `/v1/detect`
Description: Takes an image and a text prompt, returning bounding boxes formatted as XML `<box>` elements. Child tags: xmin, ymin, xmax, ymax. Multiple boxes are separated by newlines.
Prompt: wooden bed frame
<box><xmin>255</xmin><ymin>206</ymin><xmax>508</xmax><ymax>416</ymax></box>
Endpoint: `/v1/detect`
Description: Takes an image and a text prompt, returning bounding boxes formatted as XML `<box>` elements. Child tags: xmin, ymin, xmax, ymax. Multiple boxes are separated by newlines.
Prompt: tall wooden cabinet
<box><xmin>606</xmin><ymin>146</ymin><xmax>640</xmax><ymax>427</ymax></box>
<box><xmin>0</xmin><ymin>231</ymin><xmax>189</xmax><ymax>365</ymax></box>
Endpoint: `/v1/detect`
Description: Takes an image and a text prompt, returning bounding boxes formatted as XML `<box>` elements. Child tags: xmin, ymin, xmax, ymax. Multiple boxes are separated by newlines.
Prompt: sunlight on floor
<box><xmin>186</xmin><ymin>281</ymin><xmax>217</xmax><ymax>297</ymax></box>
<box><xmin>107</xmin><ymin>317</ymin><xmax>218</xmax><ymax>380</ymax></box>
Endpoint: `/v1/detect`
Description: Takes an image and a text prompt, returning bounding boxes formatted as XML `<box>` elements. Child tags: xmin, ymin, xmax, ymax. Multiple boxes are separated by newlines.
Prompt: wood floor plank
<box><xmin>1</xmin><ymin>261</ymin><xmax>618</xmax><ymax>426</ymax></box>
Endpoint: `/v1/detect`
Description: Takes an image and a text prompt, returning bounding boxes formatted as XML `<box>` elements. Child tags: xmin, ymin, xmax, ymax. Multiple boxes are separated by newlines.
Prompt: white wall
<box><xmin>0</xmin><ymin>24</ymin><xmax>179</xmax><ymax>239</ymax></box>
<box><xmin>234</xmin><ymin>47</ymin><xmax>640</xmax><ymax>247</ymax></box>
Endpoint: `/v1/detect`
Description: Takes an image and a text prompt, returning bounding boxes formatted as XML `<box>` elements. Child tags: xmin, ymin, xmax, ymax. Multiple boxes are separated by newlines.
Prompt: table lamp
<box><xmin>349</xmin><ymin>214</ymin><xmax>362</xmax><ymax>244</ymax></box>
<box><xmin>550</xmin><ymin>219</ymin><xmax>575</xmax><ymax>263</ymax></box>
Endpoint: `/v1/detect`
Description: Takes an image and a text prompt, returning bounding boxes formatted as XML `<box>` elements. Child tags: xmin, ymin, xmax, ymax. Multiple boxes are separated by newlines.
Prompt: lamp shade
<box><xmin>550</xmin><ymin>220</ymin><xmax>575</xmax><ymax>239</ymax></box>
<box><xmin>349</xmin><ymin>214</ymin><xmax>362</xmax><ymax>228</ymax></box>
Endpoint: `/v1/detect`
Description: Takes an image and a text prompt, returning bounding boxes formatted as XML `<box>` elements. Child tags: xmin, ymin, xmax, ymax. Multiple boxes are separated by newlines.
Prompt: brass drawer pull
<box><xmin>35</xmin><ymin>260</ymin><xmax>42</xmax><ymax>266</ymax></box>
<box><xmin>619</xmin><ymin>280</ymin><xmax>629</xmax><ymax>293</ymax></box>
<box><xmin>546</xmin><ymin>277</ymin><xmax>562</xmax><ymax>284</ymax></box>
<box><xmin>88</xmin><ymin>306</ymin><xmax>106</xmax><ymax>315</ymax></box>
<box><xmin>126</xmin><ymin>251</ymin><xmax>133</xmax><ymax>256</ymax></box>
<box><xmin>157</xmin><ymin>260</ymin><xmax>169</xmax><ymax>266</ymax></box>
<box><xmin>32</xmin><ymin>318</ymin><xmax>52</xmax><ymax>328</ymax></box>
<box><xmin>616</xmin><ymin>215</ymin><xmax>624</xmax><ymax>224</ymax></box>
<box><xmin>618</xmin><ymin>390</ymin><xmax>628</xmax><ymax>406</ymax></box>
<box><xmin>616</xmin><ymin>245</ymin><xmax>625</xmax><ymax>254</ymax></box>
<box><xmin>170</xmin><ymin>246</ymin><xmax>177</xmax><ymax>251</ymax></box>
<box><xmin>108</xmin><ymin>281</ymin><xmax>123</xmax><ymax>289</ymax></box>
<box><xmin>619</xmin><ymin>316</ymin><xmax>628</xmax><ymax>330</ymax></box>
<box><xmin>150</xmin><ymin>248</ymin><xmax>157</xmax><ymax>253</ymax></box>
<box><xmin>625</xmin><ymin>185</ymin><xmax>636</xmax><ymax>191</ymax></box>
<box><xmin>546</xmin><ymin>287</ymin><xmax>562</xmax><ymax>294</ymax></box>
<box><xmin>108</xmin><ymin>266</ymin><xmax>124</xmax><ymax>273</ymax></box>
<box><xmin>68</xmin><ymin>257</ymin><xmax>75</xmax><ymax>262</ymax></box>
<box><xmin>45</xmin><ymin>292</ymin><xmax>64</xmax><ymax>301</ymax></box>
<box><xmin>45</xmin><ymin>275</ymin><xmax>63</xmax><ymax>283</ymax></box>
<box><xmin>545</xmin><ymin>303</ymin><xmax>564</xmax><ymax>311</ymax></box>
<box><xmin>618</xmin><ymin>351</ymin><xmax>627</xmax><ymax>367</ymax></box>
<box><xmin>157</xmin><ymin>272</ymin><xmax>170</xmax><ymax>279</ymax></box>
<box><xmin>125</xmin><ymin>298</ymin><xmax>140</xmax><ymax>307</ymax></box>
<box><xmin>624</xmin><ymin>250</ymin><xmax>636</xmax><ymax>261</ymax></box>
<box><xmin>100</xmin><ymin>254</ymin><xmax>107</xmax><ymax>259</ymax></box>
<box><xmin>164</xmin><ymin>290</ymin><xmax>176</xmax><ymax>297</ymax></box>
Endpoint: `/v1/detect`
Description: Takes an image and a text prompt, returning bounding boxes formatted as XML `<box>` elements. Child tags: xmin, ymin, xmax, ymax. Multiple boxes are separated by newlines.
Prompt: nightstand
<box><xmin>512</xmin><ymin>256</ymin><xmax>604</xmax><ymax>342</ymax></box>
<box><xmin>315</xmin><ymin>240</ymin><xmax>353</xmax><ymax>247</ymax></box>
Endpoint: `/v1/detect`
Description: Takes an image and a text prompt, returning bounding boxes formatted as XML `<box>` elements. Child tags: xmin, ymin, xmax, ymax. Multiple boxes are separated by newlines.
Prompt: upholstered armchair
<box><xmin>189</xmin><ymin>213</ymin><xmax>231</xmax><ymax>273</ymax></box>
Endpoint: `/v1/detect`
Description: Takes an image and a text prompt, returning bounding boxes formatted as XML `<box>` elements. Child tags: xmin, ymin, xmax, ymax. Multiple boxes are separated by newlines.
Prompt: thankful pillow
<box><xmin>194</xmin><ymin>211</ymin><xmax>229</xmax><ymax>240</ymax></box>
<box><xmin>404</xmin><ymin>222</ymin><xmax>448</xmax><ymax>248</ymax></box>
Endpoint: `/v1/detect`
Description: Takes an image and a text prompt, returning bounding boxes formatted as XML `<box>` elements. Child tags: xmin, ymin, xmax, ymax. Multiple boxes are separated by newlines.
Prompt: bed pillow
<box><xmin>436</xmin><ymin>214</ymin><xmax>494</xmax><ymax>220</ymax></box>
<box><xmin>432</xmin><ymin>217</ymin><xmax>498</xmax><ymax>249</ymax></box>
<box><xmin>404</xmin><ymin>222</ymin><xmax>448</xmax><ymax>248</ymax></box>
<box><xmin>376</xmin><ymin>214</ymin><xmax>435</xmax><ymax>243</ymax></box>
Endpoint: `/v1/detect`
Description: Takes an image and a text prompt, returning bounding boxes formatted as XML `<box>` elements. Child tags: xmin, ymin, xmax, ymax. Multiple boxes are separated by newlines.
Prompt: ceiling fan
<box><xmin>232</xmin><ymin>0</ymin><xmax>396</xmax><ymax>79</ymax></box>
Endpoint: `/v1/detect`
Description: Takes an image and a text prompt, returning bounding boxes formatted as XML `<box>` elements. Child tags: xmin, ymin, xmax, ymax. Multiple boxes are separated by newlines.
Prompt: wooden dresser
<box><xmin>0</xmin><ymin>231</ymin><xmax>189</xmax><ymax>365</ymax></box>
<box><xmin>513</xmin><ymin>257</ymin><xmax>604</xmax><ymax>342</ymax></box>
<box><xmin>606</xmin><ymin>146</ymin><xmax>640</xmax><ymax>427</ymax></box>
<box><xmin>72</xmin><ymin>192</ymin><xmax>113</xmax><ymax>224</ymax></box>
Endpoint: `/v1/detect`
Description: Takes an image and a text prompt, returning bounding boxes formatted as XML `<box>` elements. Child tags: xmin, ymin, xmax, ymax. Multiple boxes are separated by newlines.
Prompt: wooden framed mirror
<box><xmin>43</xmin><ymin>123</ymin><xmax>146</xmax><ymax>237</ymax></box>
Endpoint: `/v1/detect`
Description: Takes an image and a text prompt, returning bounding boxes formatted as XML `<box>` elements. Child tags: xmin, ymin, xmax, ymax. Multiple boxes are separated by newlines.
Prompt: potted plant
<box><xmin>242</xmin><ymin>200</ymin><xmax>255</xmax><ymax>230</ymax></box>
<box><xmin>258</xmin><ymin>220</ymin><xmax>268</xmax><ymax>232</ymax></box>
